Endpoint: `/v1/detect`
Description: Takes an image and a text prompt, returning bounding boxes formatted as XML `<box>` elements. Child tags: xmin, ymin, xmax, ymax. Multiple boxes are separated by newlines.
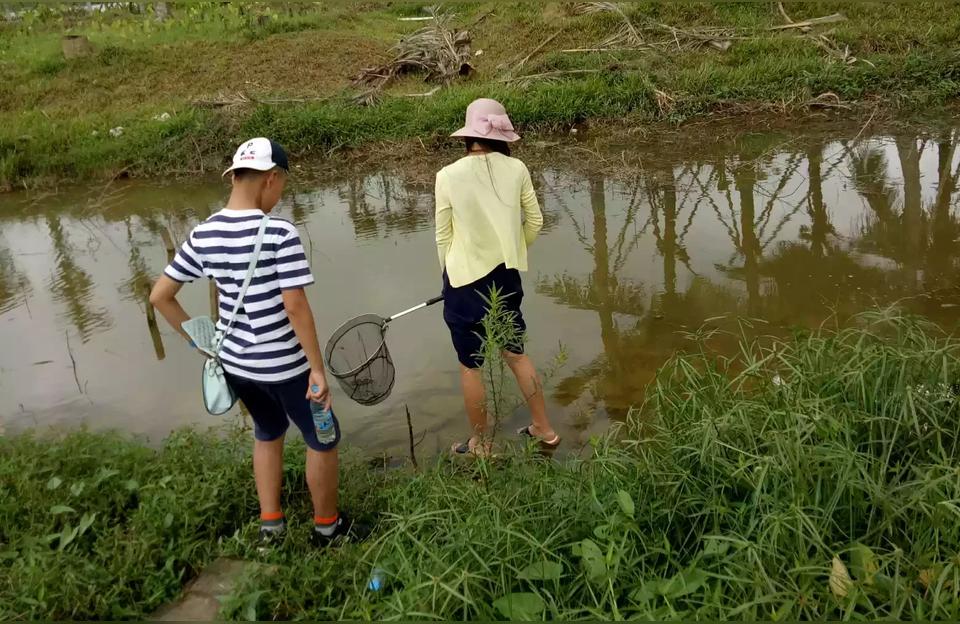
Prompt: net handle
<box><xmin>386</xmin><ymin>294</ymin><xmax>443</xmax><ymax>324</ymax></box>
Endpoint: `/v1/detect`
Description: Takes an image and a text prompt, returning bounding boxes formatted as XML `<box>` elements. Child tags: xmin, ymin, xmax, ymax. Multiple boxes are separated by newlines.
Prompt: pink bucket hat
<box><xmin>451</xmin><ymin>98</ymin><xmax>520</xmax><ymax>143</ymax></box>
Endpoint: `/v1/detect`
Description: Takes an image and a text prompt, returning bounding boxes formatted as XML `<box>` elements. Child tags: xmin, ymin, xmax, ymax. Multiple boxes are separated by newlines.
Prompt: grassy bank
<box><xmin>1</xmin><ymin>2</ymin><xmax>959</xmax><ymax>188</ymax></box>
<box><xmin>4</xmin><ymin>309</ymin><xmax>960</xmax><ymax>620</ymax></box>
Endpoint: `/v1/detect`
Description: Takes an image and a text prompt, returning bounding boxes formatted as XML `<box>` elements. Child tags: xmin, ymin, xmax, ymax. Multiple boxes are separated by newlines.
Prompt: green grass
<box><xmin>5</xmin><ymin>308</ymin><xmax>960</xmax><ymax>620</ymax></box>
<box><xmin>0</xmin><ymin>1</ymin><xmax>959</xmax><ymax>187</ymax></box>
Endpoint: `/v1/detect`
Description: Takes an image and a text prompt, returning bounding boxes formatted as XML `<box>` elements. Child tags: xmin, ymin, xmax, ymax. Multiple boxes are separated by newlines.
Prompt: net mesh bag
<box><xmin>324</xmin><ymin>314</ymin><xmax>396</xmax><ymax>406</ymax></box>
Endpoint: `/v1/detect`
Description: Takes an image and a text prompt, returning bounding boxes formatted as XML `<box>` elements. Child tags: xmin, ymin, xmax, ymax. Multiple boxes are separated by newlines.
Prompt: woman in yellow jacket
<box><xmin>436</xmin><ymin>98</ymin><xmax>560</xmax><ymax>456</ymax></box>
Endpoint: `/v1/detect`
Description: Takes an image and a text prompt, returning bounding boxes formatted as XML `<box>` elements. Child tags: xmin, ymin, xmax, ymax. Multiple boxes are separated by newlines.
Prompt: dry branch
<box><xmin>777</xmin><ymin>2</ymin><xmax>794</xmax><ymax>24</ymax></box>
<box><xmin>400</xmin><ymin>86</ymin><xmax>442</xmax><ymax>98</ymax></box>
<box><xmin>573</xmin><ymin>2</ymin><xmax>734</xmax><ymax>53</ymax></box>
<box><xmin>499</xmin><ymin>69</ymin><xmax>601</xmax><ymax>86</ymax></box>
<box><xmin>192</xmin><ymin>92</ymin><xmax>332</xmax><ymax>108</ymax></box>
<box><xmin>768</xmin><ymin>13</ymin><xmax>846</xmax><ymax>30</ymax></box>
<box><xmin>507</xmin><ymin>30</ymin><xmax>563</xmax><ymax>76</ymax></box>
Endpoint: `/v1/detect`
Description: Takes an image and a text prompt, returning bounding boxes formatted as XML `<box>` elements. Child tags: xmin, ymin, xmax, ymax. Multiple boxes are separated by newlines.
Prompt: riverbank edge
<box><xmin>3</xmin><ymin>75</ymin><xmax>959</xmax><ymax>193</ymax></box>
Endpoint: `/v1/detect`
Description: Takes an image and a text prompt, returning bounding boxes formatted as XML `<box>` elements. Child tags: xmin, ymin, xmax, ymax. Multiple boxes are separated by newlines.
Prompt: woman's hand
<box><xmin>306</xmin><ymin>369</ymin><xmax>332</xmax><ymax>410</ymax></box>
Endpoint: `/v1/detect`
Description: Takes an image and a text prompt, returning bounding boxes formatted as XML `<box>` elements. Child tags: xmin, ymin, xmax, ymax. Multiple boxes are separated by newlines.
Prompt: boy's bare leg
<box><xmin>505</xmin><ymin>352</ymin><xmax>558</xmax><ymax>441</ymax></box>
<box><xmin>305</xmin><ymin>448</ymin><xmax>339</xmax><ymax>518</ymax></box>
<box><xmin>253</xmin><ymin>437</ymin><xmax>284</xmax><ymax>515</ymax></box>
<box><xmin>460</xmin><ymin>365</ymin><xmax>490</xmax><ymax>452</ymax></box>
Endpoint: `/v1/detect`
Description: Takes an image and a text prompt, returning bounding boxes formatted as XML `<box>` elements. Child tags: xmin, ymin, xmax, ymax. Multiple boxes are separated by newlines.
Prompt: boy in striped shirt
<box><xmin>150</xmin><ymin>138</ymin><xmax>358</xmax><ymax>547</ymax></box>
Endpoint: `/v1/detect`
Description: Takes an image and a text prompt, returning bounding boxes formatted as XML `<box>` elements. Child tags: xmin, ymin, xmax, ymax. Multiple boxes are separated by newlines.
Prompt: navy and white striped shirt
<box><xmin>164</xmin><ymin>209</ymin><xmax>314</xmax><ymax>383</ymax></box>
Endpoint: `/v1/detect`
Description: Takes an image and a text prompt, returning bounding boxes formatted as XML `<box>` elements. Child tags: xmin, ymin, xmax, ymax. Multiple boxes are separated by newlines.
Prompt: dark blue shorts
<box><xmin>224</xmin><ymin>370</ymin><xmax>340</xmax><ymax>451</ymax></box>
<box><xmin>442</xmin><ymin>264</ymin><xmax>526</xmax><ymax>369</ymax></box>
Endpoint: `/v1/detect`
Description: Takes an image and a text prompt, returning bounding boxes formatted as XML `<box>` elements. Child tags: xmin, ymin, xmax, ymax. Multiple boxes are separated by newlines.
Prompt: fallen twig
<box><xmin>768</xmin><ymin>13</ymin><xmax>846</xmax><ymax>30</ymax></box>
<box><xmin>850</xmin><ymin>106</ymin><xmax>881</xmax><ymax>146</ymax></box>
<box><xmin>499</xmin><ymin>69</ymin><xmax>601</xmax><ymax>84</ymax></box>
<box><xmin>466</xmin><ymin>9</ymin><xmax>495</xmax><ymax>30</ymax></box>
<box><xmin>805</xmin><ymin>91</ymin><xmax>851</xmax><ymax>110</ymax></box>
<box><xmin>64</xmin><ymin>329</ymin><xmax>83</xmax><ymax>395</ymax></box>
<box><xmin>192</xmin><ymin>92</ymin><xmax>333</xmax><ymax>108</ymax></box>
<box><xmin>400</xmin><ymin>86</ymin><xmax>441</xmax><ymax>98</ymax></box>
<box><xmin>561</xmin><ymin>47</ymin><xmax>651</xmax><ymax>53</ymax></box>
<box><xmin>777</xmin><ymin>2</ymin><xmax>794</xmax><ymax>24</ymax></box>
<box><xmin>509</xmin><ymin>30</ymin><xmax>562</xmax><ymax>75</ymax></box>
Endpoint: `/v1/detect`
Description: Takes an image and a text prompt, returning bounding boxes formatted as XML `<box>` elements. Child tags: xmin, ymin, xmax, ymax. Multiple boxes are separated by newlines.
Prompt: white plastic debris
<box><xmin>153</xmin><ymin>112</ymin><xmax>171</xmax><ymax>122</ymax></box>
<box><xmin>475</xmin><ymin>49</ymin><xmax>484</xmax><ymax>56</ymax></box>
<box><xmin>772</xmin><ymin>374</ymin><xmax>785</xmax><ymax>387</ymax></box>
<box><xmin>109</xmin><ymin>126</ymin><xmax>124</xmax><ymax>138</ymax></box>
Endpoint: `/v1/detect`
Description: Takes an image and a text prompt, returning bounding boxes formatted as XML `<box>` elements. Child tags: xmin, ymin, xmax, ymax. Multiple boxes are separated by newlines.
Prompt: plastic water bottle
<box><xmin>367</xmin><ymin>568</ymin><xmax>386</xmax><ymax>592</ymax></box>
<box><xmin>310</xmin><ymin>385</ymin><xmax>337</xmax><ymax>445</ymax></box>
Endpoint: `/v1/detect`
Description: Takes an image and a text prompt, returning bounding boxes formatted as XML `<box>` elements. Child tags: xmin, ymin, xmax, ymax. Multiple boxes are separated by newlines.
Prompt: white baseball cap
<box><xmin>222</xmin><ymin>137</ymin><xmax>290</xmax><ymax>177</ymax></box>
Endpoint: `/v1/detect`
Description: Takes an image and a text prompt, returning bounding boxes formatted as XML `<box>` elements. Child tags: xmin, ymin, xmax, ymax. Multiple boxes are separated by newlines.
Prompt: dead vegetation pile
<box><xmin>353</xmin><ymin>9</ymin><xmax>473</xmax><ymax>105</ymax></box>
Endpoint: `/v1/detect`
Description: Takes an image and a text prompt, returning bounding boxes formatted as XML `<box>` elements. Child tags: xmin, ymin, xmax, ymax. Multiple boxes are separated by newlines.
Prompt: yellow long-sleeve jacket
<box><xmin>435</xmin><ymin>153</ymin><xmax>543</xmax><ymax>288</ymax></box>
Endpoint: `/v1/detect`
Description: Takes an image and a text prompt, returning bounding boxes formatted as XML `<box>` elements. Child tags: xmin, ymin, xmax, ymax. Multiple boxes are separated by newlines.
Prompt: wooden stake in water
<box><xmin>405</xmin><ymin>404</ymin><xmax>419</xmax><ymax>470</ymax></box>
<box><xmin>159</xmin><ymin>227</ymin><xmax>176</xmax><ymax>263</ymax></box>
<box><xmin>145</xmin><ymin>289</ymin><xmax>165</xmax><ymax>361</ymax></box>
<box><xmin>209</xmin><ymin>280</ymin><xmax>219</xmax><ymax>322</ymax></box>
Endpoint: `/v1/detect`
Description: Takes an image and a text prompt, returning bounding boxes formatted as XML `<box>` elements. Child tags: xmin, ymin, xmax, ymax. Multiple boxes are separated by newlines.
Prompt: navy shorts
<box><xmin>442</xmin><ymin>264</ymin><xmax>526</xmax><ymax>369</ymax></box>
<box><xmin>224</xmin><ymin>370</ymin><xmax>340</xmax><ymax>451</ymax></box>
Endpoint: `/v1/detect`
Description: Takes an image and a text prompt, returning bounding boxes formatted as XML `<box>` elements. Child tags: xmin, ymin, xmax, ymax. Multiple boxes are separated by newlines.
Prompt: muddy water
<box><xmin>2</xmin><ymin>123</ymin><xmax>959</xmax><ymax>454</ymax></box>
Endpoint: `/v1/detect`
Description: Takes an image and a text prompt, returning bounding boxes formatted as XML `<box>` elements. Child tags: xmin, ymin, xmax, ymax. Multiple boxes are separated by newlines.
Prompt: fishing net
<box><xmin>324</xmin><ymin>314</ymin><xmax>395</xmax><ymax>406</ymax></box>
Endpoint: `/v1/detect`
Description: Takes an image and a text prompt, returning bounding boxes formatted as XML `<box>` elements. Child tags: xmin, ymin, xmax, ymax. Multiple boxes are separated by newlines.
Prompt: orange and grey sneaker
<box><xmin>311</xmin><ymin>512</ymin><xmax>370</xmax><ymax>547</ymax></box>
<box><xmin>257</xmin><ymin>511</ymin><xmax>286</xmax><ymax>551</ymax></box>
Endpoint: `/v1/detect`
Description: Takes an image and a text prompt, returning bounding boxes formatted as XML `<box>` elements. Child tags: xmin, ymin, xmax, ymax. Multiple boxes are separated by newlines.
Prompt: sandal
<box><xmin>517</xmin><ymin>425</ymin><xmax>561</xmax><ymax>447</ymax></box>
<box><xmin>450</xmin><ymin>437</ymin><xmax>492</xmax><ymax>458</ymax></box>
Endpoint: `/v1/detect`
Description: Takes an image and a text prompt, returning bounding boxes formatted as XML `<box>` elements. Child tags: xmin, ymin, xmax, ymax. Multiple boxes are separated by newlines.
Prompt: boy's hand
<box><xmin>306</xmin><ymin>369</ymin><xmax>332</xmax><ymax>410</ymax></box>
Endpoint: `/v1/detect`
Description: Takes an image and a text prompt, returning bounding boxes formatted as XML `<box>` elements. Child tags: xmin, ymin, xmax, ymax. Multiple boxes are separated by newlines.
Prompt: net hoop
<box><xmin>324</xmin><ymin>314</ymin><xmax>389</xmax><ymax>379</ymax></box>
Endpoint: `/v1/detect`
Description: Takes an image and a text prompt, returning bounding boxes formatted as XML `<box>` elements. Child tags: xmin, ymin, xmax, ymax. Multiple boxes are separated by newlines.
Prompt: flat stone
<box><xmin>149</xmin><ymin>557</ymin><xmax>254</xmax><ymax>621</ymax></box>
<box><xmin>188</xmin><ymin>557</ymin><xmax>250</xmax><ymax>597</ymax></box>
<box><xmin>150</xmin><ymin>592</ymin><xmax>222</xmax><ymax>622</ymax></box>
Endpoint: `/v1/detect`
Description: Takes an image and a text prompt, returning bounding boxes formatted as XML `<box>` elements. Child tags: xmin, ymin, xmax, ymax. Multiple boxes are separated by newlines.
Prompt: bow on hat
<box><xmin>476</xmin><ymin>113</ymin><xmax>515</xmax><ymax>136</ymax></box>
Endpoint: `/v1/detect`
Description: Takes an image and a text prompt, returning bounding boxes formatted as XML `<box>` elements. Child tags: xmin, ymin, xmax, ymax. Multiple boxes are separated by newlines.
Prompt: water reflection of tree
<box><xmin>759</xmin><ymin>140</ymin><xmax>894</xmax><ymax>321</ymax></box>
<box><xmin>342</xmin><ymin>175</ymin><xmax>433</xmax><ymax>240</ymax></box>
<box><xmin>927</xmin><ymin>133</ymin><xmax>959</xmax><ymax>285</ymax></box>
<box><xmin>540</xmin><ymin>135</ymin><xmax>847</xmax><ymax>418</ymax></box>
<box><xmin>342</xmin><ymin>168</ymin><xmax>560</xmax><ymax>241</ymax></box>
<box><xmin>851</xmin><ymin>132</ymin><xmax>960</xmax><ymax>291</ymax></box>
<box><xmin>538</xmin><ymin>165</ymin><xmax>709</xmax><ymax>420</ymax></box>
<box><xmin>705</xmin><ymin>135</ymin><xmax>808</xmax><ymax>316</ymax></box>
<box><xmin>0</xmin><ymin>240</ymin><xmax>30</xmax><ymax>315</ymax></box>
<box><xmin>529</xmin><ymin>165</ymin><xmax>561</xmax><ymax>234</ymax></box>
<box><xmin>46</xmin><ymin>216</ymin><xmax>110</xmax><ymax>342</ymax></box>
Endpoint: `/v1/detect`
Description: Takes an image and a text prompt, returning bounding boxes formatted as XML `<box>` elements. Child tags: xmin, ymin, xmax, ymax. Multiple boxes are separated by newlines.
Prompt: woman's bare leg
<box><xmin>459</xmin><ymin>365</ymin><xmax>491</xmax><ymax>454</ymax></box>
<box><xmin>505</xmin><ymin>352</ymin><xmax>558</xmax><ymax>441</ymax></box>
